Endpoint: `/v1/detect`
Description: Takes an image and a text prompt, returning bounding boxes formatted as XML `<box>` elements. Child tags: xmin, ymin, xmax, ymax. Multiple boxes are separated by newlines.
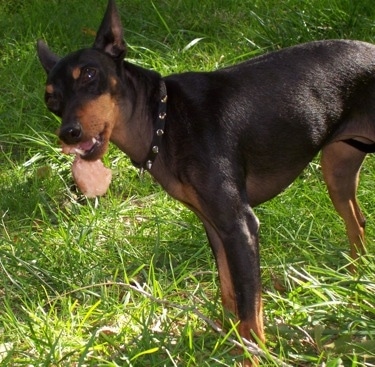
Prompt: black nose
<box><xmin>59</xmin><ymin>121</ymin><xmax>82</xmax><ymax>144</ymax></box>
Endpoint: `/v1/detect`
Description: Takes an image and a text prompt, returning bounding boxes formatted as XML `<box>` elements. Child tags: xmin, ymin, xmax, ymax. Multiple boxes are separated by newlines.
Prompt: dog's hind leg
<box><xmin>321</xmin><ymin>141</ymin><xmax>367</xmax><ymax>265</ymax></box>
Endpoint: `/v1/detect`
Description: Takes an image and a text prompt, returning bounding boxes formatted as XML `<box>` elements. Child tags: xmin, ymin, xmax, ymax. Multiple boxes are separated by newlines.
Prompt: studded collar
<box><xmin>132</xmin><ymin>80</ymin><xmax>167</xmax><ymax>172</ymax></box>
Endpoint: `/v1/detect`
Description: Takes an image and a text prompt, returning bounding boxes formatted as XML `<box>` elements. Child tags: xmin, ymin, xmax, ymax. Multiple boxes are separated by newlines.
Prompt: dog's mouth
<box><xmin>59</xmin><ymin>131</ymin><xmax>112</xmax><ymax>197</ymax></box>
<box><xmin>61</xmin><ymin>134</ymin><xmax>104</xmax><ymax>160</ymax></box>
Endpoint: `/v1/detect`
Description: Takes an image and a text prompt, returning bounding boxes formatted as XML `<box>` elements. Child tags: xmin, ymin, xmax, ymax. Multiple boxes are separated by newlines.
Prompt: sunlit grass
<box><xmin>0</xmin><ymin>0</ymin><xmax>375</xmax><ymax>365</ymax></box>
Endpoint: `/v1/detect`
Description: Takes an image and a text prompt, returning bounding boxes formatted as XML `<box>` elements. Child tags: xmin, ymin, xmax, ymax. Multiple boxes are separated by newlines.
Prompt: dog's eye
<box><xmin>81</xmin><ymin>67</ymin><xmax>97</xmax><ymax>84</ymax></box>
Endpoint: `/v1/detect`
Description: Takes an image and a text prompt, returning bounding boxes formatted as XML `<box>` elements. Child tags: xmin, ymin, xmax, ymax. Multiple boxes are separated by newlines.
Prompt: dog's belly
<box><xmin>246</xmin><ymin>164</ymin><xmax>309</xmax><ymax>207</ymax></box>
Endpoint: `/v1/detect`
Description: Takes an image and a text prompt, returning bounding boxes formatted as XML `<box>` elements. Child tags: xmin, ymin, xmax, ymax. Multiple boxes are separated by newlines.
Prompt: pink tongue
<box><xmin>61</xmin><ymin>139</ymin><xmax>95</xmax><ymax>155</ymax></box>
<box><xmin>79</xmin><ymin>139</ymin><xmax>96</xmax><ymax>151</ymax></box>
<box><xmin>72</xmin><ymin>156</ymin><xmax>112</xmax><ymax>198</ymax></box>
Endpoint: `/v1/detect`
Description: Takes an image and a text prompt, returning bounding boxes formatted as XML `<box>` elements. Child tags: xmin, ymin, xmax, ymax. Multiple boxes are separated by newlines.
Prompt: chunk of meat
<box><xmin>72</xmin><ymin>156</ymin><xmax>112</xmax><ymax>198</ymax></box>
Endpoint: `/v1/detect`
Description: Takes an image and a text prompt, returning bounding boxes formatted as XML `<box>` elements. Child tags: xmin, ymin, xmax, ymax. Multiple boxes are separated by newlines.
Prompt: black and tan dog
<box><xmin>37</xmin><ymin>0</ymin><xmax>374</xmax><ymax>363</ymax></box>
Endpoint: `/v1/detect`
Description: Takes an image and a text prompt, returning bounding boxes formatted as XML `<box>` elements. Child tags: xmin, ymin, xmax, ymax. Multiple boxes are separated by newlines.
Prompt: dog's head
<box><xmin>37</xmin><ymin>0</ymin><xmax>126</xmax><ymax>161</ymax></box>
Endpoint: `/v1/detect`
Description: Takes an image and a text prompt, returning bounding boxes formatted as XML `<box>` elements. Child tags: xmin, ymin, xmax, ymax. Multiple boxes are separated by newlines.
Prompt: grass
<box><xmin>1</xmin><ymin>0</ymin><xmax>375</xmax><ymax>365</ymax></box>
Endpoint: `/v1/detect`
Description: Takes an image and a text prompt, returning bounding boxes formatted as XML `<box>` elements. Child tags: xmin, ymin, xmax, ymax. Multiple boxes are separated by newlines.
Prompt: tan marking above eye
<box><xmin>72</xmin><ymin>67</ymin><xmax>81</xmax><ymax>80</ymax></box>
<box><xmin>46</xmin><ymin>84</ymin><xmax>54</xmax><ymax>94</ymax></box>
<box><xmin>110</xmin><ymin>76</ymin><xmax>117</xmax><ymax>88</ymax></box>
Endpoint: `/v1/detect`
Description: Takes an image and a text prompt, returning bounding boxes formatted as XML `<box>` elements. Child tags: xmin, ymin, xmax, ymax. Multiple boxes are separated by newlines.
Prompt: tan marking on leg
<box><xmin>321</xmin><ymin>142</ymin><xmax>366</xmax><ymax>269</ymax></box>
<box><xmin>237</xmin><ymin>295</ymin><xmax>264</xmax><ymax>367</ymax></box>
<box><xmin>216</xmin><ymin>244</ymin><xmax>237</xmax><ymax>313</ymax></box>
<box><xmin>165</xmin><ymin>184</ymin><xmax>237</xmax><ymax>312</ymax></box>
<box><xmin>238</xmin><ymin>301</ymin><xmax>264</xmax><ymax>344</ymax></box>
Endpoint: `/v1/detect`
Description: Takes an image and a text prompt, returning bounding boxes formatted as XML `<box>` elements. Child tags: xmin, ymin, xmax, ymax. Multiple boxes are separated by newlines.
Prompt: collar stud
<box><xmin>138</xmin><ymin>80</ymin><xmax>167</xmax><ymax>171</ymax></box>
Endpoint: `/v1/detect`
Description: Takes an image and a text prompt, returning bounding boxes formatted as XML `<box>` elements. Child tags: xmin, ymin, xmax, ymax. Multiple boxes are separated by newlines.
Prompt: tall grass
<box><xmin>0</xmin><ymin>0</ymin><xmax>375</xmax><ymax>365</ymax></box>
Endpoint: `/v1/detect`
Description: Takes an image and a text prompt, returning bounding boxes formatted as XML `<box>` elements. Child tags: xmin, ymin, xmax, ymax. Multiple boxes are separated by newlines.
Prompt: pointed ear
<box><xmin>93</xmin><ymin>0</ymin><xmax>126</xmax><ymax>59</ymax></box>
<box><xmin>37</xmin><ymin>40</ymin><xmax>61</xmax><ymax>74</ymax></box>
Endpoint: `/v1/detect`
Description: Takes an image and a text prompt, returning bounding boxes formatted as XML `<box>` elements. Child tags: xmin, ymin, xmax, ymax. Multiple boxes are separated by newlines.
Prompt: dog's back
<box><xmin>161</xmin><ymin>40</ymin><xmax>375</xmax><ymax>205</ymax></box>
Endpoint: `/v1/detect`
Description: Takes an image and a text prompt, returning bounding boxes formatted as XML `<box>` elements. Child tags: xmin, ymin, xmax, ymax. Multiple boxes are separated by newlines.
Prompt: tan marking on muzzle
<box><xmin>75</xmin><ymin>93</ymin><xmax>119</xmax><ymax>147</ymax></box>
<box><xmin>64</xmin><ymin>93</ymin><xmax>120</xmax><ymax>160</ymax></box>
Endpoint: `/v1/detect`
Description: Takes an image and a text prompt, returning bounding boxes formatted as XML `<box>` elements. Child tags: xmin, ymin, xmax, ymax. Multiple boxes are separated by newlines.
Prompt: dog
<box><xmin>37</xmin><ymin>0</ymin><xmax>374</xmax><ymax>364</ymax></box>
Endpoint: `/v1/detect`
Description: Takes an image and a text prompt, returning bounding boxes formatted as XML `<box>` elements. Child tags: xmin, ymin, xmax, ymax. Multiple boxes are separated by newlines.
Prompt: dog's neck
<box><xmin>131</xmin><ymin>80</ymin><xmax>168</xmax><ymax>172</ymax></box>
<box><xmin>109</xmin><ymin>62</ymin><xmax>167</xmax><ymax>170</ymax></box>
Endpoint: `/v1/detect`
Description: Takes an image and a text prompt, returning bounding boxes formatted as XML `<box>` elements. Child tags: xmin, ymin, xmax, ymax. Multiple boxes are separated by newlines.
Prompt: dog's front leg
<box><xmin>218</xmin><ymin>207</ymin><xmax>264</xmax><ymax>344</ymax></box>
<box><xmin>165</xmin><ymin>170</ymin><xmax>264</xmax><ymax>364</ymax></box>
<box><xmin>191</xmin><ymin>191</ymin><xmax>264</xmax><ymax>364</ymax></box>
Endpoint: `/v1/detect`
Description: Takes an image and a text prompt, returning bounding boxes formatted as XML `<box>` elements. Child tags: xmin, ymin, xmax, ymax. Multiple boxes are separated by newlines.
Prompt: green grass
<box><xmin>1</xmin><ymin>0</ymin><xmax>375</xmax><ymax>365</ymax></box>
